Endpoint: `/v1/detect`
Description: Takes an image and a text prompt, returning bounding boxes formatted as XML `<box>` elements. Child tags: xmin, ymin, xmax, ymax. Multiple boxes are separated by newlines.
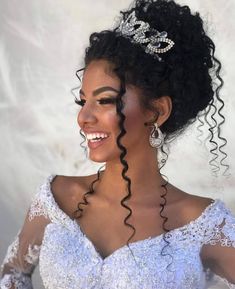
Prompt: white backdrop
<box><xmin>0</xmin><ymin>0</ymin><xmax>234</xmax><ymax>288</ymax></box>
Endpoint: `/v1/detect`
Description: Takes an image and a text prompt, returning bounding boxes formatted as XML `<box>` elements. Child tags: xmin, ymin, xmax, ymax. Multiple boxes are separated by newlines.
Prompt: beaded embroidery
<box><xmin>1</xmin><ymin>175</ymin><xmax>235</xmax><ymax>289</ymax></box>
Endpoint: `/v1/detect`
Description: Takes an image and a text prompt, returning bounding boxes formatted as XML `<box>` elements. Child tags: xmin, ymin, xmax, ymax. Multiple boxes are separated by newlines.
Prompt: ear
<box><xmin>145</xmin><ymin>96</ymin><xmax>172</xmax><ymax>126</ymax></box>
<box><xmin>155</xmin><ymin>96</ymin><xmax>172</xmax><ymax>126</ymax></box>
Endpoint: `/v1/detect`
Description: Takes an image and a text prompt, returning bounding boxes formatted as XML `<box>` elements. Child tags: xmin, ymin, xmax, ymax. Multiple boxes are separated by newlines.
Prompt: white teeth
<box><xmin>90</xmin><ymin>139</ymin><xmax>102</xmax><ymax>143</ymax></box>
<box><xmin>86</xmin><ymin>133</ymin><xmax>109</xmax><ymax>140</ymax></box>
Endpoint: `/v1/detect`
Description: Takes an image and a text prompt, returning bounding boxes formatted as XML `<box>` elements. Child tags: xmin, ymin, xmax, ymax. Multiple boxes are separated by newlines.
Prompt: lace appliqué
<box><xmin>1</xmin><ymin>234</ymin><xmax>41</xmax><ymax>269</ymax></box>
<box><xmin>0</xmin><ymin>270</ymin><xmax>33</xmax><ymax>289</ymax></box>
<box><xmin>203</xmin><ymin>205</ymin><xmax>235</xmax><ymax>248</ymax></box>
<box><xmin>28</xmin><ymin>175</ymin><xmax>70</xmax><ymax>228</ymax></box>
<box><xmin>38</xmin><ymin>176</ymin><xmax>235</xmax><ymax>289</ymax></box>
<box><xmin>1</xmin><ymin>234</ymin><xmax>20</xmax><ymax>272</ymax></box>
<box><xmin>201</xmin><ymin>203</ymin><xmax>235</xmax><ymax>289</ymax></box>
<box><xmin>24</xmin><ymin>244</ymin><xmax>41</xmax><ymax>265</ymax></box>
<box><xmin>29</xmin><ymin>193</ymin><xmax>49</xmax><ymax>221</ymax></box>
<box><xmin>221</xmin><ymin>216</ymin><xmax>235</xmax><ymax>246</ymax></box>
<box><xmin>2</xmin><ymin>175</ymin><xmax>235</xmax><ymax>289</ymax></box>
<box><xmin>1</xmin><ymin>237</ymin><xmax>40</xmax><ymax>288</ymax></box>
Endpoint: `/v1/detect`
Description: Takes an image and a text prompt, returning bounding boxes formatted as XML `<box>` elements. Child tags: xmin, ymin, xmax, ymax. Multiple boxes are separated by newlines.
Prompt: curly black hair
<box><xmin>73</xmin><ymin>0</ymin><xmax>229</xmax><ymax>269</ymax></box>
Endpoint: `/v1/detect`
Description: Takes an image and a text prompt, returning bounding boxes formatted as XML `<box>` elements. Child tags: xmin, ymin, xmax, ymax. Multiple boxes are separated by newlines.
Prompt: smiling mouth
<box><xmin>85</xmin><ymin>131</ymin><xmax>109</xmax><ymax>141</ymax></box>
<box><xmin>89</xmin><ymin>136</ymin><xmax>109</xmax><ymax>143</ymax></box>
<box><xmin>87</xmin><ymin>135</ymin><xmax>110</xmax><ymax>149</ymax></box>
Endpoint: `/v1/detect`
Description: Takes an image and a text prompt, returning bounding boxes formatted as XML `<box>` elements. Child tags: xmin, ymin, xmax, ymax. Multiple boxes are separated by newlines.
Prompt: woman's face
<box><xmin>77</xmin><ymin>59</ymin><xmax>153</xmax><ymax>163</ymax></box>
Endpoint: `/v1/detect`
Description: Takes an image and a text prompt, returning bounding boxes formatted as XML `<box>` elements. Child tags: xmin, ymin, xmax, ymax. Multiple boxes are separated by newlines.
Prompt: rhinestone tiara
<box><xmin>116</xmin><ymin>11</ymin><xmax>175</xmax><ymax>61</ymax></box>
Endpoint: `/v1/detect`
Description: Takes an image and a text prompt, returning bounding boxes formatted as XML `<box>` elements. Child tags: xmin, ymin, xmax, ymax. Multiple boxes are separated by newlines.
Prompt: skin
<box><xmin>51</xmin><ymin>59</ymin><xmax>214</xmax><ymax>261</ymax></box>
<box><xmin>50</xmin><ymin>59</ymin><xmax>235</xmax><ymax>282</ymax></box>
<box><xmin>77</xmin><ymin>59</ymin><xmax>172</xmax><ymax>206</ymax></box>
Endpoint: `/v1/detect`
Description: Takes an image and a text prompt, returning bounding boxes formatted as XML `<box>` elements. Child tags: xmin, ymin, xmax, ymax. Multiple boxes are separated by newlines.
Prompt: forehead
<box><xmin>81</xmin><ymin>59</ymin><xmax>148</xmax><ymax>113</ymax></box>
<box><xmin>82</xmin><ymin>60</ymin><xmax>120</xmax><ymax>91</ymax></box>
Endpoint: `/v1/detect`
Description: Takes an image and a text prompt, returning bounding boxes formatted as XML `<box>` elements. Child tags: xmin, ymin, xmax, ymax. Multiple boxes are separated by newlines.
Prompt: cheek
<box><xmin>126</xmin><ymin>112</ymin><xmax>142</xmax><ymax>129</ymax></box>
<box><xmin>123</xmin><ymin>104</ymin><xmax>146</xmax><ymax>134</ymax></box>
<box><xmin>104</xmin><ymin>110</ymin><xmax>119</xmax><ymax>131</ymax></box>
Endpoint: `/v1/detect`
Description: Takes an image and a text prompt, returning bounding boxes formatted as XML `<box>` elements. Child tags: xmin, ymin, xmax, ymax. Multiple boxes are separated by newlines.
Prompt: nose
<box><xmin>77</xmin><ymin>101</ymin><xmax>97</xmax><ymax>128</ymax></box>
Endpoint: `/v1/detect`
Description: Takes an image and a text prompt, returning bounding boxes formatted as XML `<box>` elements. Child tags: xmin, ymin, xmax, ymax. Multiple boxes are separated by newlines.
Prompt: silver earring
<box><xmin>149</xmin><ymin>123</ymin><xmax>164</xmax><ymax>148</ymax></box>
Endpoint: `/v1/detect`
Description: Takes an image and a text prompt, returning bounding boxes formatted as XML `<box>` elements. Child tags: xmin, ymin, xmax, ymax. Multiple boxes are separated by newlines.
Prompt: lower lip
<box><xmin>87</xmin><ymin>137</ymin><xmax>109</xmax><ymax>149</ymax></box>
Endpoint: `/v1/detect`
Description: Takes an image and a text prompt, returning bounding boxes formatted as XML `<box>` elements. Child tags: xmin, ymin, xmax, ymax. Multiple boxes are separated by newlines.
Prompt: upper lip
<box><xmin>83</xmin><ymin>129</ymin><xmax>109</xmax><ymax>135</ymax></box>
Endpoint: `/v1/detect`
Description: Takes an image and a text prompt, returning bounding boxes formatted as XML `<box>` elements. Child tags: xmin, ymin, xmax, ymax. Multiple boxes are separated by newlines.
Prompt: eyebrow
<box><xmin>79</xmin><ymin>86</ymin><xmax>120</xmax><ymax>97</ymax></box>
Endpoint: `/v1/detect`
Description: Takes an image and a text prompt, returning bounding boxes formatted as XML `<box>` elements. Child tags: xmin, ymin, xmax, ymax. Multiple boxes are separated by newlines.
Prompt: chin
<box><xmin>88</xmin><ymin>151</ymin><xmax>119</xmax><ymax>164</ymax></box>
<box><xmin>89</xmin><ymin>156</ymin><xmax>106</xmax><ymax>163</ymax></box>
<box><xmin>88</xmin><ymin>152</ymin><xmax>108</xmax><ymax>163</ymax></box>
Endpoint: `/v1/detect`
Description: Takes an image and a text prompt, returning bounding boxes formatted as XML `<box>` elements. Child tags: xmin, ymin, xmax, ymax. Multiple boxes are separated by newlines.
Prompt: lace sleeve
<box><xmin>0</xmin><ymin>182</ymin><xmax>51</xmax><ymax>289</ymax></box>
<box><xmin>201</xmin><ymin>201</ymin><xmax>235</xmax><ymax>289</ymax></box>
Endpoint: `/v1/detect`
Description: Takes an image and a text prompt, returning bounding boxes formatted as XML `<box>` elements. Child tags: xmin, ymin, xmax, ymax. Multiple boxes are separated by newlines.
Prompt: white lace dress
<box><xmin>1</xmin><ymin>175</ymin><xmax>235</xmax><ymax>289</ymax></box>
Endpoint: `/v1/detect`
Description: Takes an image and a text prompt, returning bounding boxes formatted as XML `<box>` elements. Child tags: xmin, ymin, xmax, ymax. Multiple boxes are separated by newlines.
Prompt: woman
<box><xmin>1</xmin><ymin>0</ymin><xmax>235</xmax><ymax>288</ymax></box>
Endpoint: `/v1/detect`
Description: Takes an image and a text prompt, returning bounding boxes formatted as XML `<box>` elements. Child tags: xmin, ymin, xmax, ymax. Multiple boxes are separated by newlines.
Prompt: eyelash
<box><xmin>74</xmin><ymin>97</ymin><xmax>117</xmax><ymax>106</ymax></box>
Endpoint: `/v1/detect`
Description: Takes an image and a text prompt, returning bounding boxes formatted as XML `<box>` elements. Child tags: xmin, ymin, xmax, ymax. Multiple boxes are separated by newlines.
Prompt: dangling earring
<box><xmin>149</xmin><ymin>123</ymin><xmax>164</xmax><ymax>148</ymax></box>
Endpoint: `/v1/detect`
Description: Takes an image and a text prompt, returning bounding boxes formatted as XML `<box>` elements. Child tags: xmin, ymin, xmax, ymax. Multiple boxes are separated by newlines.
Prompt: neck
<box><xmin>94</xmin><ymin>149</ymin><xmax>167</xmax><ymax>207</ymax></box>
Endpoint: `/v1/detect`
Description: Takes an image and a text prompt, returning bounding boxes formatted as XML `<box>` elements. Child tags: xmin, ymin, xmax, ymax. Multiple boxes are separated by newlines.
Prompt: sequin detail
<box><xmin>1</xmin><ymin>175</ymin><xmax>235</xmax><ymax>289</ymax></box>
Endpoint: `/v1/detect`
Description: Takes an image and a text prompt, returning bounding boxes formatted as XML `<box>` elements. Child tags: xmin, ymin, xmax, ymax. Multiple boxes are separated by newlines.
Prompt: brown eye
<box><xmin>98</xmin><ymin>98</ymin><xmax>117</xmax><ymax>105</ymax></box>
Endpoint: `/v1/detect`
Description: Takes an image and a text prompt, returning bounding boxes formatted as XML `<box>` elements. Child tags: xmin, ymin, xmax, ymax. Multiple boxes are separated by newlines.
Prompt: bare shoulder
<box><xmin>50</xmin><ymin>174</ymin><xmax>97</xmax><ymax>218</ymax></box>
<box><xmin>166</xmin><ymin>183</ymin><xmax>215</xmax><ymax>228</ymax></box>
<box><xmin>178</xmin><ymin>192</ymin><xmax>215</xmax><ymax>224</ymax></box>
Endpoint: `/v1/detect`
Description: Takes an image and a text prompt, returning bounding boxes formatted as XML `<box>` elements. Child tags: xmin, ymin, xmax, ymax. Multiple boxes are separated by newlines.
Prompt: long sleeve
<box><xmin>201</xmin><ymin>201</ymin><xmax>235</xmax><ymax>288</ymax></box>
<box><xmin>0</xmin><ymin>190</ymin><xmax>50</xmax><ymax>289</ymax></box>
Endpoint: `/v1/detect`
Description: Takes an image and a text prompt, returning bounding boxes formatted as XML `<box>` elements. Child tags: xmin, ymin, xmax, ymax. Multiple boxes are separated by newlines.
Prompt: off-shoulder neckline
<box><xmin>43</xmin><ymin>174</ymin><xmax>222</xmax><ymax>262</ymax></box>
